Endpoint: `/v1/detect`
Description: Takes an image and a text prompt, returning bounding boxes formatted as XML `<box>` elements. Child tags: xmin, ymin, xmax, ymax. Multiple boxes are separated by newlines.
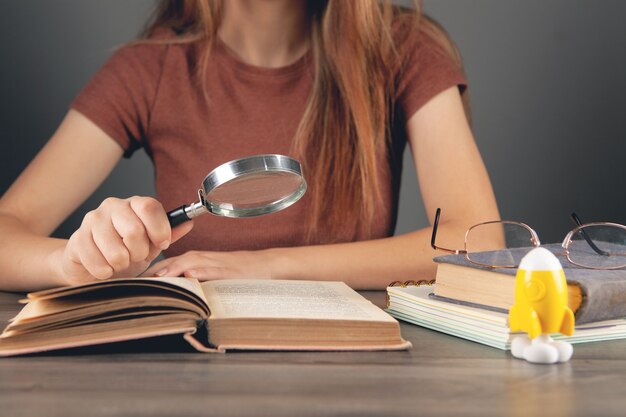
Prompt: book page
<box><xmin>28</xmin><ymin>277</ymin><xmax>205</xmax><ymax>301</ymax></box>
<box><xmin>9</xmin><ymin>278</ymin><xmax>209</xmax><ymax>327</ymax></box>
<box><xmin>202</xmin><ymin>280</ymin><xmax>395</xmax><ymax>322</ymax></box>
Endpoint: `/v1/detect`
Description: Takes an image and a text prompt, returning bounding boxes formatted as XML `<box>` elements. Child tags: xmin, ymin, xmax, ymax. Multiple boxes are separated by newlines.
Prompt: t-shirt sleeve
<box><xmin>395</xmin><ymin>25</ymin><xmax>468</xmax><ymax>121</ymax></box>
<box><xmin>71</xmin><ymin>41</ymin><xmax>168</xmax><ymax>158</ymax></box>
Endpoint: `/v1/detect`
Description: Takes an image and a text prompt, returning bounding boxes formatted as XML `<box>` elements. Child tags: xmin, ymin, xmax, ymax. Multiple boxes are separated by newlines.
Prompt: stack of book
<box><xmin>386</xmin><ymin>245</ymin><xmax>626</xmax><ymax>350</ymax></box>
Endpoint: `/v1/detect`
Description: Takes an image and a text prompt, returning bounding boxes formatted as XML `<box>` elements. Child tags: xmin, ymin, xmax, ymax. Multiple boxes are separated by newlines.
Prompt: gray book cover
<box><xmin>433</xmin><ymin>243</ymin><xmax>626</xmax><ymax>324</ymax></box>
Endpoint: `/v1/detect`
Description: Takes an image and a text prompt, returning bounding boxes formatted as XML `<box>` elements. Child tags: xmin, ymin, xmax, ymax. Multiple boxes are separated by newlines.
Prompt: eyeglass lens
<box><xmin>465</xmin><ymin>223</ymin><xmax>536</xmax><ymax>268</ymax></box>
<box><xmin>567</xmin><ymin>225</ymin><xmax>626</xmax><ymax>269</ymax></box>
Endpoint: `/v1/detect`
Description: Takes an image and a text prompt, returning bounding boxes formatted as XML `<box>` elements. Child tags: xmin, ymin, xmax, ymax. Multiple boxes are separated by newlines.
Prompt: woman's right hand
<box><xmin>60</xmin><ymin>196</ymin><xmax>193</xmax><ymax>285</ymax></box>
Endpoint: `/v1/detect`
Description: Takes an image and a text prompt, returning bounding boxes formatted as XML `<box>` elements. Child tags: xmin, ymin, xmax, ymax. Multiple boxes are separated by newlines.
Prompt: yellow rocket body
<box><xmin>509</xmin><ymin>248</ymin><xmax>575</xmax><ymax>339</ymax></box>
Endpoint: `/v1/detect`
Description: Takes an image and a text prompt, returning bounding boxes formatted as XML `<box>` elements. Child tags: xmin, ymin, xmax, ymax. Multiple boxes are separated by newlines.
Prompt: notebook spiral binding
<box><xmin>386</xmin><ymin>280</ymin><xmax>435</xmax><ymax>308</ymax></box>
<box><xmin>388</xmin><ymin>280</ymin><xmax>435</xmax><ymax>288</ymax></box>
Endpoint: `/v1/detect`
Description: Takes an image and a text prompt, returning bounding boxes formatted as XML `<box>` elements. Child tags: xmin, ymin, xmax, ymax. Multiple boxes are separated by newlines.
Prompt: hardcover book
<box><xmin>0</xmin><ymin>278</ymin><xmax>411</xmax><ymax>357</ymax></box>
<box><xmin>433</xmin><ymin>244</ymin><xmax>626</xmax><ymax>324</ymax></box>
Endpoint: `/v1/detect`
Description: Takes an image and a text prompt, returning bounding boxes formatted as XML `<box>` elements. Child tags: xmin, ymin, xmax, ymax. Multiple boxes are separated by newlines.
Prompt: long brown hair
<box><xmin>142</xmin><ymin>0</ymin><xmax>465</xmax><ymax>243</ymax></box>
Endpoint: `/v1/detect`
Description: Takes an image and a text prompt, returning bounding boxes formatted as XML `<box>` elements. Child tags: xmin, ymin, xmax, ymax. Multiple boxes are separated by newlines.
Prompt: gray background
<box><xmin>1</xmin><ymin>0</ymin><xmax>625</xmax><ymax>244</ymax></box>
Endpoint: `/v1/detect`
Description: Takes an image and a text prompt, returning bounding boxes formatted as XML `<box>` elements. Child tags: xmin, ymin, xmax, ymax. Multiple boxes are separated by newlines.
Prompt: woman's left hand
<box><xmin>143</xmin><ymin>250</ymin><xmax>276</xmax><ymax>281</ymax></box>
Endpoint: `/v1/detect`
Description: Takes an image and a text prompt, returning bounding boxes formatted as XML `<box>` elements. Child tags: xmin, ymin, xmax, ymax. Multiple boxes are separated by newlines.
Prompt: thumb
<box><xmin>145</xmin><ymin>221</ymin><xmax>194</xmax><ymax>262</ymax></box>
<box><xmin>171</xmin><ymin>220</ymin><xmax>194</xmax><ymax>244</ymax></box>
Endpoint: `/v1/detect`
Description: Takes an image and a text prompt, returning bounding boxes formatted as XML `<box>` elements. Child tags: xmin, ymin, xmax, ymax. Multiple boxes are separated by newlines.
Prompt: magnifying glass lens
<box><xmin>206</xmin><ymin>170</ymin><xmax>306</xmax><ymax>216</ymax></box>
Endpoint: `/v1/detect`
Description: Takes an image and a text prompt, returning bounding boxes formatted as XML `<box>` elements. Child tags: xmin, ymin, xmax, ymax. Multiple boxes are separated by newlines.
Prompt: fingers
<box><xmin>80</xmin><ymin>232</ymin><xmax>115</xmax><ymax>279</ymax></box>
<box><xmin>142</xmin><ymin>250</ymin><xmax>265</xmax><ymax>281</ymax></box>
<box><xmin>171</xmin><ymin>221</ymin><xmax>194</xmax><ymax>244</ymax></box>
<box><xmin>140</xmin><ymin>222</ymin><xmax>194</xmax><ymax>277</ymax></box>
<box><xmin>143</xmin><ymin>258</ymin><xmax>173</xmax><ymax>277</ymax></box>
<box><xmin>129</xmin><ymin>197</ymin><xmax>171</xmax><ymax>250</ymax></box>
<box><xmin>67</xmin><ymin>227</ymin><xmax>114</xmax><ymax>280</ymax></box>
<box><xmin>144</xmin><ymin>252</ymin><xmax>222</xmax><ymax>278</ymax></box>
<box><xmin>110</xmin><ymin>208</ymin><xmax>151</xmax><ymax>262</ymax></box>
<box><xmin>183</xmin><ymin>268</ymin><xmax>224</xmax><ymax>280</ymax></box>
<box><xmin>91</xmin><ymin>214</ymin><xmax>130</xmax><ymax>272</ymax></box>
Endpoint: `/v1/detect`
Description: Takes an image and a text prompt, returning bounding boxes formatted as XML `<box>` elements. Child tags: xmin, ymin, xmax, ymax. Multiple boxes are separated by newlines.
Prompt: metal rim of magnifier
<box><xmin>200</xmin><ymin>154</ymin><xmax>307</xmax><ymax>218</ymax></box>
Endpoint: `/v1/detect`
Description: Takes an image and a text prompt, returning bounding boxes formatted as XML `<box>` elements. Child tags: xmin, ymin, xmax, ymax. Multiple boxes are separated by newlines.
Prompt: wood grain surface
<box><xmin>1</xmin><ymin>290</ymin><xmax>625</xmax><ymax>417</ymax></box>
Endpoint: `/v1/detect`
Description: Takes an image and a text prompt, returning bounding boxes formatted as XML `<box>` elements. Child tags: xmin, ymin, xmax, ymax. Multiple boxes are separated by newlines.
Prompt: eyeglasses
<box><xmin>430</xmin><ymin>208</ymin><xmax>626</xmax><ymax>270</ymax></box>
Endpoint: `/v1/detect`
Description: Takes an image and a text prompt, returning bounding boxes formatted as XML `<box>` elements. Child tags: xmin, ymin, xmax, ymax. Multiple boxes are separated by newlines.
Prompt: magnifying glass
<box><xmin>166</xmin><ymin>154</ymin><xmax>307</xmax><ymax>227</ymax></box>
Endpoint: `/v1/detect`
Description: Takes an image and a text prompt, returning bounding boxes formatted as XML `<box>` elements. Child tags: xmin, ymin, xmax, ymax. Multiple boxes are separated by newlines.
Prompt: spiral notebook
<box><xmin>386</xmin><ymin>281</ymin><xmax>626</xmax><ymax>350</ymax></box>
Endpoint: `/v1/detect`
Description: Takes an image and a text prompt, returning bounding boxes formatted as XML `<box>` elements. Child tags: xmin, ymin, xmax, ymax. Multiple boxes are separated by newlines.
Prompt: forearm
<box><xmin>0</xmin><ymin>212</ymin><xmax>67</xmax><ymax>292</ymax></box>
<box><xmin>270</xmin><ymin>221</ymin><xmax>467</xmax><ymax>290</ymax></box>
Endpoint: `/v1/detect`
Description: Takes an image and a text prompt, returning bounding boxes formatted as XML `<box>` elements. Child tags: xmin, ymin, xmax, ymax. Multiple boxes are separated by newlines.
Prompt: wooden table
<box><xmin>1</xmin><ymin>290</ymin><xmax>625</xmax><ymax>417</ymax></box>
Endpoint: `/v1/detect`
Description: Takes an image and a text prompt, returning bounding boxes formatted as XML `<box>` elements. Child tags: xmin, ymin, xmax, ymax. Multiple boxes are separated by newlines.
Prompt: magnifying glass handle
<box><xmin>167</xmin><ymin>202</ymin><xmax>209</xmax><ymax>227</ymax></box>
<box><xmin>167</xmin><ymin>205</ymin><xmax>191</xmax><ymax>227</ymax></box>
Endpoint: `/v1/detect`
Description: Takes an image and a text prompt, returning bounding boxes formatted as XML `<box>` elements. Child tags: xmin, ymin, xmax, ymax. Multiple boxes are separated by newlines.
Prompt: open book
<box><xmin>0</xmin><ymin>278</ymin><xmax>410</xmax><ymax>356</ymax></box>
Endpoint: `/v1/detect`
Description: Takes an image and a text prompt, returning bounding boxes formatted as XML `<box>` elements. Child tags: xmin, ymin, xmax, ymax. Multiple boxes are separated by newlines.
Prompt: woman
<box><xmin>0</xmin><ymin>0</ymin><xmax>499</xmax><ymax>291</ymax></box>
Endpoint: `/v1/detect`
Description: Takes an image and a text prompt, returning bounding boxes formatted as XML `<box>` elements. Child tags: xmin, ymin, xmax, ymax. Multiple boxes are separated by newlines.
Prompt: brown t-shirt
<box><xmin>72</xmin><ymin>24</ymin><xmax>466</xmax><ymax>257</ymax></box>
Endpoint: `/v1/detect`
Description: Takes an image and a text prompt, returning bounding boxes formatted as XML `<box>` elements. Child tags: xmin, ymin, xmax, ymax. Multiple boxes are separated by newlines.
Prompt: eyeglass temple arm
<box><xmin>570</xmin><ymin>212</ymin><xmax>609</xmax><ymax>256</ymax></box>
<box><xmin>431</xmin><ymin>208</ymin><xmax>467</xmax><ymax>254</ymax></box>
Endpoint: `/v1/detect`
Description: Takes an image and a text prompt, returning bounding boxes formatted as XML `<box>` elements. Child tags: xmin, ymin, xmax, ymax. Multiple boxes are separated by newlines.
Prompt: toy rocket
<box><xmin>509</xmin><ymin>247</ymin><xmax>575</xmax><ymax>339</ymax></box>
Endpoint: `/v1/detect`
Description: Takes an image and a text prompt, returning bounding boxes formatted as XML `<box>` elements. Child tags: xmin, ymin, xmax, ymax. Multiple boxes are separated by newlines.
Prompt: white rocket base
<box><xmin>511</xmin><ymin>334</ymin><xmax>573</xmax><ymax>364</ymax></box>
